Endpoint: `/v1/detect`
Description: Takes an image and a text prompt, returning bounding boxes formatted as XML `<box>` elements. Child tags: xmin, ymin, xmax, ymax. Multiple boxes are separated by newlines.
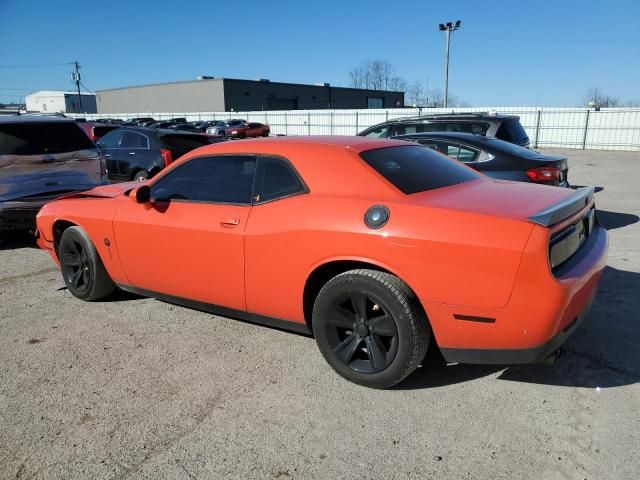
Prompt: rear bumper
<box><xmin>0</xmin><ymin>200</ymin><xmax>49</xmax><ymax>231</ymax></box>
<box><xmin>431</xmin><ymin>221</ymin><xmax>607</xmax><ymax>365</ymax></box>
<box><xmin>440</xmin><ymin>294</ymin><xmax>594</xmax><ymax>364</ymax></box>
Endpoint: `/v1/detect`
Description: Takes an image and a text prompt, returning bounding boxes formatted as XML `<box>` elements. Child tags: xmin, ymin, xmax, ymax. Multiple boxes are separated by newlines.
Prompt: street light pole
<box><xmin>438</xmin><ymin>20</ymin><xmax>461</xmax><ymax>109</ymax></box>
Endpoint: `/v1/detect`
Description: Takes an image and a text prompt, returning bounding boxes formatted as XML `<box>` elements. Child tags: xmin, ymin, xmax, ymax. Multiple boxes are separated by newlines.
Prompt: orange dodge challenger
<box><xmin>36</xmin><ymin>137</ymin><xmax>607</xmax><ymax>388</ymax></box>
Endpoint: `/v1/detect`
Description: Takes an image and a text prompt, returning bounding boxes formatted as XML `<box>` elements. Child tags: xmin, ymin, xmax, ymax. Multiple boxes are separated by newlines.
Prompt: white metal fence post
<box><xmin>582</xmin><ymin>109</ymin><xmax>591</xmax><ymax>150</ymax></box>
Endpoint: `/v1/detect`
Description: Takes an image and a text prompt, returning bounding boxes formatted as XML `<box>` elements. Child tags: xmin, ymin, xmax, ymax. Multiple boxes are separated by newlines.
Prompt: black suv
<box><xmin>357</xmin><ymin>113</ymin><xmax>530</xmax><ymax>148</ymax></box>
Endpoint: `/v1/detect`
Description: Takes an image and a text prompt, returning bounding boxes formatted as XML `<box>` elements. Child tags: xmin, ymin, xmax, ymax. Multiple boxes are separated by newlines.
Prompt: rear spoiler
<box><xmin>528</xmin><ymin>186</ymin><xmax>595</xmax><ymax>227</ymax></box>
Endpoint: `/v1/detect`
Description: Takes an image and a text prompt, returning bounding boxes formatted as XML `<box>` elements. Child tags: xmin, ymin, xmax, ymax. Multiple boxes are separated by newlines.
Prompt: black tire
<box><xmin>58</xmin><ymin>226</ymin><xmax>116</xmax><ymax>301</ymax></box>
<box><xmin>132</xmin><ymin>170</ymin><xmax>149</xmax><ymax>182</ymax></box>
<box><xmin>312</xmin><ymin>269</ymin><xmax>430</xmax><ymax>389</ymax></box>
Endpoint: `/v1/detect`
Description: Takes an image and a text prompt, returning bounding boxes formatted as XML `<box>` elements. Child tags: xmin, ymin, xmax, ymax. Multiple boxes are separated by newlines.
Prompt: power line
<box><xmin>0</xmin><ymin>62</ymin><xmax>75</xmax><ymax>69</ymax></box>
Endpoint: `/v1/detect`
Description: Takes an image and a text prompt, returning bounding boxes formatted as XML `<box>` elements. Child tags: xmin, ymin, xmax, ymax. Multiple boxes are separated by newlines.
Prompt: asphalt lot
<box><xmin>1</xmin><ymin>148</ymin><xmax>639</xmax><ymax>480</ymax></box>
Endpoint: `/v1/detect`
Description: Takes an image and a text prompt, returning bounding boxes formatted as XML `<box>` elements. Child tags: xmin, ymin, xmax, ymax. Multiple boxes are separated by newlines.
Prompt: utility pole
<box><xmin>72</xmin><ymin>61</ymin><xmax>83</xmax><ymax>113</ymax></box>
<box><xmin>438</xmin><ymin>20</ymin><xmax>461</xmax><ymax>108</ymax></box>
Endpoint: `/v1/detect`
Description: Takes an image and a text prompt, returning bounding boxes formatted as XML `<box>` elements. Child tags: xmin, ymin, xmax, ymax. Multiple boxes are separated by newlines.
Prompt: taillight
<box><xmin>99</xmin><ymin>153</ymin><xmax>107</xmax><ymax>176</ymax></box>
<box><xmin>160</xmin><ymin>148</ymin><xmax>173</xmax><ymax>167</ymax></box>
<box><xmin>526</xmin><ymin>166</ymin><xmax>560</xmax><ymax>182</ymax></box>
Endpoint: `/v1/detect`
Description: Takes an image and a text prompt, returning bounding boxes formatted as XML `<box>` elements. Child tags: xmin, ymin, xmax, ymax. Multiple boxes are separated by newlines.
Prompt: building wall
<box><xmin>96</xmin><ymin>79</ymin><xmax>226</xmax><ymax>114</ymax></box>
<box><xmin>25</xmin><ymin>91</ymin><xmax>96</xmax><ymax>113</ymax></box>
<box><xmin>26</xmin><ymin>93</ymin><xmax>67</xmax><ymax>113</ymax></box>
<box><xmin>64</xmin><ymin>94</ymin><xmax>97</xmax><ymax>113</ymax></box>
<box><xmin>96</xmin><ymin>79</ymin><xmax>405</xmax><ymax>113</ymax></box>
<box><xmin>223</xmin><ymin>79</ymin><xmax>404</xmax><ymax>111</ymax></box>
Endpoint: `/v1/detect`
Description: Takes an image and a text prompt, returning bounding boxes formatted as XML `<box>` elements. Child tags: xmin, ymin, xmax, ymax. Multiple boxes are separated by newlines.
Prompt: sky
<box><xmin>1</xmin><ymin>0</ymin><xmax>639</xmax><ymax>107</ymax></box>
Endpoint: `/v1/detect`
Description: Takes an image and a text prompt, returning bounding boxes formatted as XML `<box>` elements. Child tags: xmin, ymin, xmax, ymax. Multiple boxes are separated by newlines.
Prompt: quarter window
<box><xmin>255</xmin><ymin>157</ymin><xmax>306</xmax><ymax>203</ymax></box>
<box><xmin>150</xmin><ymin>155</ymin><xmax>256</xmax><ymax>204</ymax></box>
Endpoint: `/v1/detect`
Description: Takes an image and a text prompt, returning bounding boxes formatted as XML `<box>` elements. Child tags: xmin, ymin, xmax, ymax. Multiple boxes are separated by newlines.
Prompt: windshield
<box><xmin>360</xmin><ymin>145</ymin><xmax>480</xmax><ymax>194</ymax></box>
<box><xmin>0</xmin><ymin>122</ymin><xmax>95</xmax><ymax>155</ymax></box>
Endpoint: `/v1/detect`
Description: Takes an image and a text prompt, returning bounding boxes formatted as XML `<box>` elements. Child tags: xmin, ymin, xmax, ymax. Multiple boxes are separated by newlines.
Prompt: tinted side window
<box><xmin>151</xmin><ymin>155</ymin><xmax>256</xmax><ymax>204</ymax></box>
<box><xmin>360</xmin><ymin>146</ymin><xmax>480</xmax><ymax>194</ymax></box>
<box><xmin>98</xmin><ymin>130</ymin><xmax>121</xmax><ymax>148</ymax></box>
<box><xmin>256</xmin><ymin>157</ymin><xmax>306</xmax><ymax>203</ymax></box>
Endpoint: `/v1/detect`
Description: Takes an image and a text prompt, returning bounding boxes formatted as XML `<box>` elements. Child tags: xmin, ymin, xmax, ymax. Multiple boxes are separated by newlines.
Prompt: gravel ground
<box><xmin>1</xmin><ymin>148</ymin><xmax>639</xmax><ymax>480</ymax></box>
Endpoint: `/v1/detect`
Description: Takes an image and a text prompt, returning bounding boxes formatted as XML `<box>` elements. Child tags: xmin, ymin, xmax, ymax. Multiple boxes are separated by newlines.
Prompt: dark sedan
<box><xmin>394</xmin><ymin>132</ymin><xmax>569</xmax><ymax>187</ymax></box>
<box><xmin>97</xmin><ymin>127</ymin><xmax>221</xmax><ymax>182</ymax></box>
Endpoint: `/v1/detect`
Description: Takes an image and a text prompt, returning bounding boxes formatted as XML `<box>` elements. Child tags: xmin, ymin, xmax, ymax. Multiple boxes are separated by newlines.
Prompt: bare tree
<box><xmin>349</xmin><ymin>59</ymin><xmax>407</xmax><ymax>91</ymax></box>
<box><xmin>585</xmin><ymin>86</ymin><xmax>619</xmax><ymax>108</ymax></box>
<box><xmin>426</xmin><ymin>88</ymin><xmax>468</xmax><ymax>108</ymax></box>
<box><xmin>406</xmin><ymin>80</ymin><xmax>426</xmax><ymax>107</ymax></box>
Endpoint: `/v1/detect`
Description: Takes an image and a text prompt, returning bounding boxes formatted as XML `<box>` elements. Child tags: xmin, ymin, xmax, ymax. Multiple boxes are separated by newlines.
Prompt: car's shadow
<box><xmin>595</xmin><ymin>209</ymin><xmax>639</xmax><ymax>230</ymax></box>
<box><xmin>395</xmin><ymin>266</ymin><xmax>640</xmax><ymax>390</ymax></box>
<box><xmin>0</xmin><ymin>231</ymin><xmax>37</xmax><ymax>250</ymax></box>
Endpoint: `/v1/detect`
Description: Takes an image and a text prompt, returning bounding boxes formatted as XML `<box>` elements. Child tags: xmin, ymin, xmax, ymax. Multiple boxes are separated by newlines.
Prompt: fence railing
<box><xmin>73</xmin><ymin>107</ymin><xmax>640</xmax><ymax>151</ymax></box>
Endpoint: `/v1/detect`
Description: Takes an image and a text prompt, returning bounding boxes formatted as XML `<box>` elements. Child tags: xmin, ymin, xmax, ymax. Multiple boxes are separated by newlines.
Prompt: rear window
<box><xmin>496</xmin><ymin>119</ymin><xmax>529</xmax><ymax>145</ymax></box>
<box><xmin>161</xmin><ymin>134</ymin><xmax>211</xmax><ymax>158</ymax></box>
<box><xmin>0</xmin><ymin>122</ymin><xmax>95</xmax><ymax>155</ymax></box>
<box><xmin>360</xmin><ymin>145</ymin><xmax>480</xmax><ymax>194</ymax></box>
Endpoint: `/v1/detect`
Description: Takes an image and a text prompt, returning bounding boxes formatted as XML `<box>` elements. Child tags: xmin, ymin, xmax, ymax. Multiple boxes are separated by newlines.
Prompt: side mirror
<box><xmin>130</xmin><ymin>185</ymin><xmax>151</xmax><ymax>204</ymax></box>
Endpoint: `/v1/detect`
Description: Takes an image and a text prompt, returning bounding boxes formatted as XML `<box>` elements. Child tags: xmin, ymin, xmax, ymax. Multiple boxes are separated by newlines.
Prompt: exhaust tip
<box><xmin>539</xmin><ymin>348</ymin><xmax>562</xmax><ymax>366</ymax></box>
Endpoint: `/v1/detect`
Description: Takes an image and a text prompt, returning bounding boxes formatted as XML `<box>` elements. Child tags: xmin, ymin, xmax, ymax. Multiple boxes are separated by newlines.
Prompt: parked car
<box><xmin>94</xmin><ymin>118</ymin><xmax>125</xmax><ymax>125</ymax></box>
<box><xmin>229</xmin><ymin>122</ymin><xmax>270</xmax><ymax>138</ymax></box>
<box><xmin>167</xmin><ymin>123</ymin><xmax>201</xmax><ymax>133</ymax></box>
<box><xmin>77</xmin><ymin>121</ymin><xmax>120</xmax><ymax>143</ymax></box>
<box><xmin>35</xmin><ymin>136</ymin><xmax>607</xmax><ymax>388</ymax></box>
<box><xmin>358</xmin><ymin>112</ymin><xmax>530</xmax><ymax>148</ymax></box>
<box><xmin>123</xmin><ymin>117</ymin><xmax>155</xmax><ymax>126</ymax></box>
<box><xmin>96</xmin><ymin>127</ymin><xmax>220</xmax><ymax>182</ymax></box>
<box><xmin>0</xmin><ymin>115</ymin><xmax>107</xmax><ymax>232</ymax></box>
<box><xmin>183</xmin><ymin>120</ymin><xmax>222</xmax><ymax>133</ymax></box>
<box><xmin>394</xmin><ymin>132</ymin><xmax>569</xmax><ymax>187</ymax></box>
<box><xmin>205</xmin><ymin>119</ymin><xmax>246</xmax><ymax>136</ymax></box>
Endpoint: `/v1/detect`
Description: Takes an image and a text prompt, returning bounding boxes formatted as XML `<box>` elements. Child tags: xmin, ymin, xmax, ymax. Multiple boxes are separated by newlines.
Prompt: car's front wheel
<box><xmin>58</xmin><ymin>226</ymin><xmax>116</xmax><ymax>301</ymax></box>
<box><xmin>312</xmin><ymin>269</ymin><xmax>430</xmax><ymax>388</ymax></box>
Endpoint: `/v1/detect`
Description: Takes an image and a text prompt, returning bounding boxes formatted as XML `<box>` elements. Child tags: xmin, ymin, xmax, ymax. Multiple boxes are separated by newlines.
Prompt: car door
<box><xmin>97</xmin><ymin>129</ymin><xmax>123</xmax><ymax>179</ymax></box>
<box><xmin>112</xmin><ymin>154</ymin><xmax>256</xmax><ymax>310</ymax></box>
<box><xmin>116</xmin><ymin>130</ymin><xmax>154</xmax><ymax>180</ymax></box>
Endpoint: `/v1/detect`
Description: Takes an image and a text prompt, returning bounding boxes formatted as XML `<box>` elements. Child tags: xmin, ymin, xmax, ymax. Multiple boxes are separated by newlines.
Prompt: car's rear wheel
<box><xmin>312</xmin><ymin>269</ymin><xmax>429</xmax><ymax>388</ymax></box>
<box><xmin>59</xmin><ymin>226</ymin><xmax>116</xmax><ymax>301</ymax></box>
<box><xmin>132</xmin><ymin>170</ymin><xmax>149</xmax><ymax>182</ymax></box>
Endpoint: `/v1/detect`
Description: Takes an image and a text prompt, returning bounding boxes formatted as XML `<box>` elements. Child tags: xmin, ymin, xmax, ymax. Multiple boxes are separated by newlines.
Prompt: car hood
<box><xmin>56</xmin><ymin>181</ymin><xmax>138</xmax><ymax>200</ymax></box>
<box><xmin>408</xmin><ymin>177</ymin><xmax>576</xmax><ymax>223</ymax></box>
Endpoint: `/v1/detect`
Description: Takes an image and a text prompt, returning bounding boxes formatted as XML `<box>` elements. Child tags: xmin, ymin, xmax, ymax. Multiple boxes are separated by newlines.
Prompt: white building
<box><xmin>25</xmin><ymin>90</ymin><xmax>97</xmax><ymax>114</ymax></box>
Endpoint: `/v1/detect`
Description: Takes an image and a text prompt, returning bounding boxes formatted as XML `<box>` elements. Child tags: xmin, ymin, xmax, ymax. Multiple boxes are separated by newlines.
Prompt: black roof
<box><xmin>381</xmin><ymin>112</ymin><xmax>519</xmax><ymax>124</ymax></box>
<box><xmin>0</xmin><ymin>114</ymin><xmax>75</xmax><ymax>124</ymax></box>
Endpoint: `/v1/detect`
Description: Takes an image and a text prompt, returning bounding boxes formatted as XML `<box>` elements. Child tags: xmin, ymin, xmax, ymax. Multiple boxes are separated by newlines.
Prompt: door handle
<box><xmin>221</xmin><ymin>218</ymin><xmax>240</xmax><ymax>226</ymax></box>
<box><xmin>129</xmin><ymin>152</ymin><xmax>136</xmax><ymax>155</ymax></box>
<box><xmin>104</xmin><ymin>153</ymin><xmax>111</xmax><ymax>157</ymax></box>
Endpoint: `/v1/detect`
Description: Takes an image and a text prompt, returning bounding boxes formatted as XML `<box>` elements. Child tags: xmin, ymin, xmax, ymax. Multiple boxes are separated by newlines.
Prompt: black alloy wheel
<box><xmin>313</xmin><ymin>269</ymin><xmax>430</xmax><ymax>388</ymax></box>
<box><xmin>60</xmin><ymin>237</ymin><xmax>91</xmax><ymax>294</ymax></box>
<box><xmin>58</xmin><ymin>226</ymin><xmax>116</xmax><ymax>301</ymax></box>
<box><xmin>325</xmin><ymin>290</ymin><xmax>398</xmax><ymax>374</ymax></box>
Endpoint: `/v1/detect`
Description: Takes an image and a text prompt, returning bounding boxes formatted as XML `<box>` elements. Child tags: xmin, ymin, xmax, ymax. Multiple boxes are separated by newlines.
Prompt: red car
<box><xmin>35</xmin><ymin>137</ymin><xmax>607</xmax><ymax>388</ymax></box>
<box><xmin>230</xmin><ymin>122</ymin><xmax>270</xmax><ymax>138</ymax></box>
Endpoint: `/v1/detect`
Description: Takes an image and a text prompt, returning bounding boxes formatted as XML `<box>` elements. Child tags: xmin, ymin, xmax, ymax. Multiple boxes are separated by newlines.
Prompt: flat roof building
<box><xmin>96</xmin><ymin>78</ymin><xmax>405</xmax><ymax>113</ymax></box>
<box><xmin>25</xmin><ymin>90</ymin><xmax>97</xmax><ymax>114</ymax></box>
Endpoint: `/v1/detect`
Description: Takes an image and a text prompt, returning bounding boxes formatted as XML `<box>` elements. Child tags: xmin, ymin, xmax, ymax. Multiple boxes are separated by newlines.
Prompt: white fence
<box><xmin>72</xmin><ymin>107</ymin><xmax>640</xmax><ymax>152</ymax></box>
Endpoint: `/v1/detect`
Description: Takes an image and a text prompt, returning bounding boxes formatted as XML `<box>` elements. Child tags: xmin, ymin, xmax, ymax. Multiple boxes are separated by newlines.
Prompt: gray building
<box><xmin>96</xmin><ymin>78</ymin><xmax>405</xmax><ymax>113</ymax></box>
